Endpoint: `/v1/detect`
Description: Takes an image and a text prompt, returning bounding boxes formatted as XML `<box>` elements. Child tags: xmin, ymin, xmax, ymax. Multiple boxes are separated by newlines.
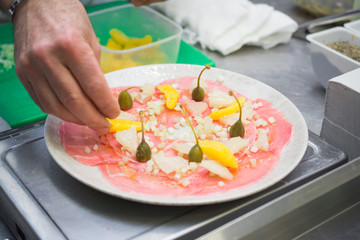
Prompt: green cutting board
<box><xmin>0</xmin><ymin>1</ymin><xmax>215</xmax><ymax>128</ymax></box>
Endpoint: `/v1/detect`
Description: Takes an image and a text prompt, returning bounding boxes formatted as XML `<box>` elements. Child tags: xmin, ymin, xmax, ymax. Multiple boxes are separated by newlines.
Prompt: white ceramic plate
<box><xmin>44</xmin><ymin>64</ymin><xmax>308</xmax><ymax>206</ymax></box>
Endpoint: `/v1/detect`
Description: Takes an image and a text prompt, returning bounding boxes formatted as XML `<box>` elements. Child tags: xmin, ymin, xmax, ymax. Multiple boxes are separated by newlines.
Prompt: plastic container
<box><xmin>344</xmin><ymin>19</ymin><xmax>360</xmax><ymax>35</ymax></box>
<box><xmin>306</xmin><ymin>27</ymin><xmax>360</xmax><ymax>88</ymax></box>
<box><xmin>293</xmin><ymin>0</ymin><xmax>354</xmax><ymax>16</ymax></box>
<box><xmin>88</xmin><ymin>4</ymin><xmax>182</xmax><ymax>73</ymax></box>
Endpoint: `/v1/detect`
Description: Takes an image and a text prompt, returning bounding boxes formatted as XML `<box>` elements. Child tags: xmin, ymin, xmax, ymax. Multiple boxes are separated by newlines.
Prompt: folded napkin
<box><xmin>152</xmin><ymin>0</ymin><xmax>298</xmax><ymax>55</ymax></box>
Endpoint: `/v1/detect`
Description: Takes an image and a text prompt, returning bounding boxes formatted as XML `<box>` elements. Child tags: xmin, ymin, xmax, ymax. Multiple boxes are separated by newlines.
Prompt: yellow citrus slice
<box><xmin>210</xmin><ymin>97</ymin><xmax>245</xmax><ymax>120</ymax></box>
<box><xmin>199</xmin><ymin>140</ymin><xmax>238</xmax><ymax>169</ymax></box>
<box><xmin>107</xmin><ymin>118</ymin><xmax>141</xmax><ymax>133</ymax></box>
<box><xmin>157</xmin><ymin>84</ymin><xmax>180</xmax><ymax>110</ymax></box>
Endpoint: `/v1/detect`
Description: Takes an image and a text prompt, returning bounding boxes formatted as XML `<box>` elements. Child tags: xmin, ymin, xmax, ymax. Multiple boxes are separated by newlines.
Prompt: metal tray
<box><xmin>0</xmin><ymin>121</ymin><xmax>346</xmax><ymax>240</ymax></box>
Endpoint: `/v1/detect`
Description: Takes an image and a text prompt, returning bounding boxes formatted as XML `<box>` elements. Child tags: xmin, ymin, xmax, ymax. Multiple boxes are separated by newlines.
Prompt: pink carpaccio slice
<box><xmin>58</xmin><ymin>77</ymin><xmax>293</xmax><ymax>196</ymax></box>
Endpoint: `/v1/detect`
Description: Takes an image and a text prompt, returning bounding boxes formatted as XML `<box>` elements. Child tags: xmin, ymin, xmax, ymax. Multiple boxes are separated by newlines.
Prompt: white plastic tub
<box><xmin>306</xmin><ymin>27</ymin><xmax>360</xmax><ymax>88</ymax></box>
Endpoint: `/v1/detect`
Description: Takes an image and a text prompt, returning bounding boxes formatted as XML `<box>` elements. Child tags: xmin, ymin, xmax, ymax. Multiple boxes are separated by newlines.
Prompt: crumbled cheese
<box><xmin>158</xmin><ymin>142</ymin><xmax>166</xmax><ymax>149</ymax></box>
<box><xmin>250</xmin><ymin>146</ymin><xmax>259</xmax><ymax>153</ymax></box>
<box><xmin>218</xmin><ymin>181</ymin><xmax>225</xmax><ymax>187</ymax></box>
<box><xmin>85</xmin><ymin>146</ymin><xmax>91</xmax><ymax>154</ymax></box>
<box><xmin>93</xmin><ymin>144</ymin><xmax>99</xmax><ymax>151</ymax></box>
<box><xmin>153</xmin><ymin>168</ymin><xmax>159</xmax><ymax>175</ymax></box>
<box><xmin>180</xmin><ymin>179</ymin><xmax>190</xmax><ymax>187</ymax></box>
<box><xmin>268</xmin><ymin>116</ymin><xmax>276</xmax><ymax>124</ymax></box>
<box><xmin>146</xmin><ymin>166</ymin><xmax>153</xmax><ymax>173</ymax></box>
<box><xmin>148</xmin><ymin>141</ymin><xmax>155</xmax><ymax>148</ymax></box>
<box><xmin>200</xmin><ymin>134</ymin><xmax>207</xmax><ymax>140</ymax></box>
<box><xmin>249</xmin><ymin>159</ymin><xmax>257</xmax><ymax>168</ymax></box>
<box><xmin>255</xmin><ymin>118</ymin><xmax>268</xmax><ymax>127</ymax></box>
<box><xmin>179</xmin><ymin>117</ymin><xmax>186</xmax><ymax>126</ymax></box>
<box><xmin>214</xmin><ymin>125</ymin><xmax>222</xmax><ymax>133</ymax></box>
<box><xmin>174</xmin><ymin>173</ymin><xmax>181</xmax><ymax>180</ymax></box>
<box><xmin>152</xmin><ymin>147</ymin><xmax>158</xmax><ymax>153</ymax></box>
<box><xmin>189</xmin><ymin>162</ymin><xmax>198</xmax><ymax>170</ymax></box>
<box><xmin>168</xmin><ymin>127</ymin><xmax>175</xmax><ymax>135</ymax></box>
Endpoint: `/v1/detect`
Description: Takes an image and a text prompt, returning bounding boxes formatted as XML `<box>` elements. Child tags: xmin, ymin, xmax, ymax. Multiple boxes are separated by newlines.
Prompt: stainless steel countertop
<box><xmin>0</xmin><ymin>0</ymin><xmax>323</xmax><ymax>238</ymax></box>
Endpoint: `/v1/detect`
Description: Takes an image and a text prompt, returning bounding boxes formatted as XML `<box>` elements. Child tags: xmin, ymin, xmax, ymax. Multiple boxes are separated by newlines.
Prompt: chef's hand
<box><xmin>12</xmin><ymin>0</ymin><xmax>120</xmax><ymax>134</ymax></box>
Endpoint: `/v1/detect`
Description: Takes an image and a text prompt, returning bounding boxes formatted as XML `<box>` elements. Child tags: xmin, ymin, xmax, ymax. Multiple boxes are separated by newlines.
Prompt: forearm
<box><xmin>0</xmin><ymin>0</ymin><xmax>14</xmax><ymax>14</ymax></box>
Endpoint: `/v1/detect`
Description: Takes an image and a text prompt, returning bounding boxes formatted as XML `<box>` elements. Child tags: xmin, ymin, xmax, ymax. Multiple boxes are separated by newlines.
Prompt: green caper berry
<box><xmin>136</xmin><ymin>140</ymin><xmax>151</xmax><ymax>162</ymax></box>
<box><xmin>188</xmin><ymin>144</ymin><xmax>203</xmax><ymax>163</ymax></box>
<box><xmin>229</xmin><ymin>120</ymin><xmax>245</xmax><ymax>138</ymax></box>
<box><xmin>191</xmin><ymin>64</ymin><xmax>210</xmax><ymax>102</ymax></box>
<box><xmin>118</xmin><ymin>90</ymin><xmax>133</xmax><ymax>111</ymax></box>
<box><xmin>192</xmin><ymin>87</ymin><xmax>205</xmax><ymax>102</ymax></box>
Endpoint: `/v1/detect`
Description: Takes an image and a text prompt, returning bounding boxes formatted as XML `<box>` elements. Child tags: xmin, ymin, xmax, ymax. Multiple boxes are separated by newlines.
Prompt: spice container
<box><xmin>306</xmin><ymin>27</ymin><xmax>360</xmax><ymax>88</ymax></box>
<box><xmin>293</xmin><ymin>0</ymin><xmax>354</xmax><ymax>17</ymax></box>
<box><xmin>88</xmin><ymin>4</ymin><xmax>182</xmax><ymax>73</ymax></box>
<box><xmin>344</xmin><ymin>19</ymin><xmax>360</xmax><ymax>35</ymax></box>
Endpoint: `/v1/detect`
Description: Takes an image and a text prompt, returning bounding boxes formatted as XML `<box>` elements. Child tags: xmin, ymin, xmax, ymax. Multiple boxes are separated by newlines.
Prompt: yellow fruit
<box><xmin>199</xmin><ymin>140</ymin><xmax>238</xmax><ymax>169</ymax></box>
<box><xmin>210</xmin><ymin>97</ymin><xmax>245</xmax><ymax>120</ymax></box>
<box><xmin>157</xmin><ymin>84</ymin><xmax>180</xmax><ymax>110</ymax></box>
<box><xmin>109</xmin><ymin>28</ymin><xmax>130</xmax><ymax>45</ymax></box>
<box><xmin>107</xmin><ymin>118</ymin><xmax>142</xmax><ymax>133</ymax></box>
<box><xmin>106</xmin><ymin>38</ymin><xmax>122</xmax><ymax>50</ymax></box>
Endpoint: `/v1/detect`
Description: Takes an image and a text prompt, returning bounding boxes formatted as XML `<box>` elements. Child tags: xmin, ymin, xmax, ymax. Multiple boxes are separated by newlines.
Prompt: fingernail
<box><xmin>98</xmin><ymin>125</ymin><xmax>110</xmax><ymax>135</ymax></box>
<box><xmin>108</xmin><ymin>111</ymin><xmax>120</xmax><ymax>119</ymax></box>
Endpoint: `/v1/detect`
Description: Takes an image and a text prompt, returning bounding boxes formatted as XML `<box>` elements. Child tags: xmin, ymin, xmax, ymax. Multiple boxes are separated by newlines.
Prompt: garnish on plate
<box><xmin>192</xmin><ymin>64</ymin><xmax>211</xmax><ymax>102</ymax></box>
<box><xmin>157</xmin><ymin>84</ymin><xmax>180</xmax><ymax>110</ymax></box>
<box><xmin>136</xmin><ymin>110</ymin><xmax>151</xmax><ymax>162</ymax></box>
<box><xmin>180</xmin><ymin>104</ymin><xmax>203</xmax><ymax>163</ymax></box>
<box><xmin>228</xmin><ymin>91</ymin><xmax>245</xmax><ymax>138</ymax></box>
<box><xmin>118</xmin><ymin>86</ymin><xmax>142</xmax><ymax>111</ymax></box>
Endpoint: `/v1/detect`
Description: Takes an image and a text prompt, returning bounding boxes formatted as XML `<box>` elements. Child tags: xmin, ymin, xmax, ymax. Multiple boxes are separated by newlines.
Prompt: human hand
<box><xmin>12</xmin><ymin>0</ymin><xmax>120</xmax><ymax>134</ymax></box>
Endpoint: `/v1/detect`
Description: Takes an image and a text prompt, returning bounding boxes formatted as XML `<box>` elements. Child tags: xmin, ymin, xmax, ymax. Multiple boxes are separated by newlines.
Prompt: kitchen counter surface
<box><xmin>0</xmin><ymin>0</ymin><xmax>328</xmax><ymax>239</ymax></box>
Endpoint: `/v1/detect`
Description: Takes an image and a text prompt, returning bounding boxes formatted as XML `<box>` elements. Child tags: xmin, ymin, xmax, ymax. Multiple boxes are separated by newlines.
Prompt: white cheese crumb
<box><xmin>255</xmin><ymin>118</ymin><xmax>268</xmax><ymax>127</ymax></box>
<box><xmin>189</xmin><ymin>162</ymin><xmax>198</xmax><ymax>170</ymax></box>
<box><xmin>179</xmin><ymin>117</ymin><xmax>186</xmax><ymax>126</ymax></box>
<box><xmin>146</xmin><ymin>166</ymin><xmax>153</xmax><ymax>173</ymax></box>
<box><xmin>249</xmin><ymin>159</ymin><xmax>257</xmax><ymax>168</ymax></box>
<box><xmin>200</xmin><ymin>134</ymin><xmax>207</xmax><ymax>140</ymax></box>
<box><xmin>93</xmin><ymin>144</ymin><xmax>99</xmax><ymax>151</ymax></box>
<box><xmin>153</xmin><ymin>168</ymin><xmax>159</xmax><ymax>175</ymax></box>
<box><xmin>180</xmin><ymin>179</ymin><xmax>190</xmax><ymax>187</ymax></box>
<box><xmin>250</xmin><ymin>146</ymin><xmax>259</xmax><ymax>153</ymax></box>
<box><xmin>158</xmin><ymin>142</ymin><xmax>166</xmax><ymax>149</ymax></box>
<box><xmin>174</xmin><ymin>173</ymin><xmax>182</xmax><ymax>180</ymax></box>
<box><xmin>85</xmin><ymin>146</ymin><xmax>91</xmax><ymax>154</ymax></box>
<box><xmin>168</xmin><ymin>127</ymin><xmax>175</xmax><ymax>134</ymax></box>
<box><xmin>218</xmin><ymin>181</ymin><xmax>225</xmax><ymax>187</ymax></box>
<box><xmin>268</xmin><ymin>116</ymin><xmax>276</xmax><ymax>124</ymax></box>
<box><xmin>152</xmin><ymin>147</ymin><xmax>158</xmax><ymax>153</ymax></box>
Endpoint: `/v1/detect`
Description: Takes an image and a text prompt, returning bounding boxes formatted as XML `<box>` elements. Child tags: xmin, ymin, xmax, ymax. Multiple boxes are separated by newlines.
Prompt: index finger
<box><xmin>64</xmin><ymin>41</ymin><xmax>120</xmax><ymax>120</ymax></box>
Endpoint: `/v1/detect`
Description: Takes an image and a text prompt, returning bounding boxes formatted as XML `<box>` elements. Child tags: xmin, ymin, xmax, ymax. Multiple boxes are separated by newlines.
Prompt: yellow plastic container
<box><xmin>88</xmin><ymin>4</ymin><xmax>182</xmax><ymax>73</ymax></box>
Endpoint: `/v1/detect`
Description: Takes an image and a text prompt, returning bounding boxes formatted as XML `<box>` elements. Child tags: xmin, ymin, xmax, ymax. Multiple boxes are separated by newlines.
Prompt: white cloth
<box><xmin>152</xmin><ymin>0</ymin><xmax>298</xmax><ymax>55</ymax></box>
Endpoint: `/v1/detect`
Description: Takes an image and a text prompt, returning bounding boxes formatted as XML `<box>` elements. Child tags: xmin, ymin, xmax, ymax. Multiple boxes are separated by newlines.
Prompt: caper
<box><xmin>136</xmin><ymin>110</ymin><xmax>151</xmax><ymax>162</ymax></box>
<box><xmin>188</xmin><ymin>144</ymin><xmax>203</xmax><ymax>163</ymax></box>
<box><xmin>192</xmin><ymin>87</ymin><xmax>205</xmax><ymax>102</ymax></box>
<box><xmin>180</xmin><ymin>104</ymin><xmax>203</xmax><ymax>163</ymax></box>
<box><xmin>229</xmin><ymin>120</ymin><xmax>245</xmax><ymax>138</ymax></box>
<box><xmin>118</xmin><ymin>86</ymin><xmax>142</xmax><ymax>111</ymax></box>
<box><xmin>136</xmin><ymin>141</ymin><xmax>151</xmax><ymax>162</ymax></box>
<box><xmin>192</xmin><ymin>64</ymin><xmax>210</xmax><ymax>102</ymax></box>
<box><xmin>228</xmin><ymin>91</ymin><xmax>245</xmax><ymax>138</ymax></box>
